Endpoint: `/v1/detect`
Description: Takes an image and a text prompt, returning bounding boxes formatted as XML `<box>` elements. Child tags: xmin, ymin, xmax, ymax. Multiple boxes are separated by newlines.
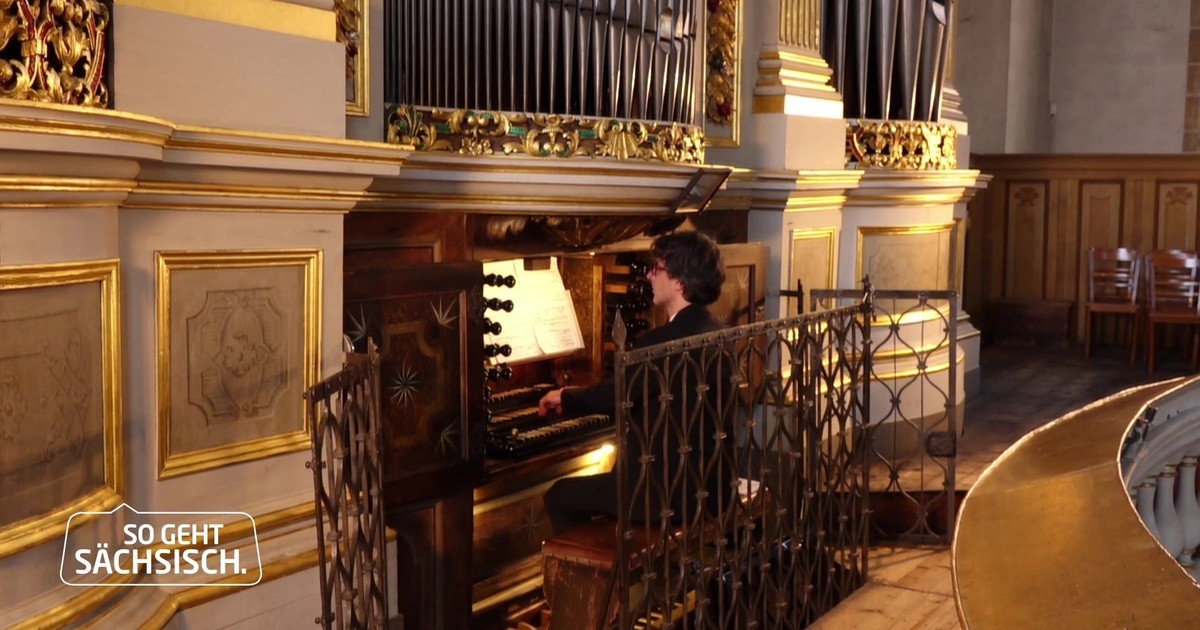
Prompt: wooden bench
<box><xmin>540</xmin><ymin>479</ymin><xmax>763</xmax><ymax>628</ymax></box>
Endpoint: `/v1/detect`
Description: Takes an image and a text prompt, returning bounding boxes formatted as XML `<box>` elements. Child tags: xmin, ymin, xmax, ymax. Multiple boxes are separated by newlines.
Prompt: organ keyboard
<box><xmin>485</xmin><ymin>382</ymin><xmax>613</xmax><ymax>459</ymax></box>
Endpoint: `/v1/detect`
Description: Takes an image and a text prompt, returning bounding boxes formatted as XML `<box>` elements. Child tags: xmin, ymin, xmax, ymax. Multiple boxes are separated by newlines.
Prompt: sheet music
<box><xmin>483</xmin><ymin>257</ymin><xmax>584</xmax><ymax>365</ymax></box>
<box><xmin>532</xmin><ymin>290</ymin><xmax>585</xmax><ymax>356</ymax></box>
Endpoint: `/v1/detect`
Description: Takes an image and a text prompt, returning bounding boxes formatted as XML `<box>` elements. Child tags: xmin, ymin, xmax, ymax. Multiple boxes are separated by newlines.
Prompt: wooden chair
<box><xmin>1084</xmin><ymin>247</ymin><xmax>1142</xmax><ymax>361</ymax></box>
<box><xmin>1145</xmin><ymin>251</ymin><xmax>1200</xmax><ymax>374</ymax></box>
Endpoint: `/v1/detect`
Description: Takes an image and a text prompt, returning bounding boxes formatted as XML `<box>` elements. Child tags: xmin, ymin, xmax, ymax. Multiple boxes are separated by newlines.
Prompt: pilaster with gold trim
<box><xmin>752</xmin><ymin>0</ymin><xmax>841</xmax><ymax>118</ymax></box>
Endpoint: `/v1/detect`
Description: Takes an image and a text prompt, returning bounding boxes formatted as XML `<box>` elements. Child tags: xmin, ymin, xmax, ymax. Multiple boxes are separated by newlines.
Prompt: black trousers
<box><xmin>543</xmin><ymin>472</ymin><xmax>620</xmax><ymax>533</ymax></box>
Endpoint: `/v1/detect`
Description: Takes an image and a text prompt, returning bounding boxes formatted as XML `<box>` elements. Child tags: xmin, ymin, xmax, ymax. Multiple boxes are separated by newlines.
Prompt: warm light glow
<box><xmin>598</xmin><ymin>443</ymin><xmax>615</xmax><ymax>457</ymax></box>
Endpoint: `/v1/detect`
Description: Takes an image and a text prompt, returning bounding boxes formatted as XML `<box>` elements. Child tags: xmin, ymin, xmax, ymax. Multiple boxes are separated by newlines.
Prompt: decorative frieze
<box><xmin>386</xmin><ymin>104</ymin><xmax>706</xmax><ymax>165</ymax></box>
<box><xmin>0</xmin><ymin>0</ymin><xmax>110</xmax><ymax>107</ymax></box>
<box><xmin>846</xmin><ymin>119</ymin><xmax>958</xmax><ymax>170</ymax></box>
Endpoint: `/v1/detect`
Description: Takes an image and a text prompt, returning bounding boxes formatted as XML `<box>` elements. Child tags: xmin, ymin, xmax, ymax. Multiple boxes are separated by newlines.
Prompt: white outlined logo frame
<box><xmin>60</xmin><ymin>503</ymin><xmax>263</xmax><ymax>587</ymax></box>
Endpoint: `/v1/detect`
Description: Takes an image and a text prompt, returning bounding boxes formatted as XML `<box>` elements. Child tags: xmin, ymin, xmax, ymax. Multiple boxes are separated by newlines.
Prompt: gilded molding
<box><xmin>335</xmin><ymin>0</ymin><xmax>368</xmax><ymax>117</ymax></box>
<box><xmin>0</xmin><ymin>0</ymin><xmax>111</xmax><ymax>107</ymax></box>
<box><xmin>705</xmin><ymin>0</ymin><xmax>737</xmax><ymax>126</ymax></box>
<box><xmin>386</xmin><ymin>105</ymin><xmax>706</xmax><ymax>165</ymax></box>
<box><xmin>846</xmin><ymin>119</ymin><xmax>958</xmax><ymax>170</ymax></box>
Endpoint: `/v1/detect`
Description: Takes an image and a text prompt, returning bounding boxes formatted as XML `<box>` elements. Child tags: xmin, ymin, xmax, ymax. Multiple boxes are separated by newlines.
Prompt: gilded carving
<box><xmin>386</xmin><ymin>104</ymin><xmax>705</xmax><ymax>165</ymax></box>
<box><xmin>335</xmin><ymin>0</ymin><xmax>367</xmax><ymax>116</ymax></box>
<box><xmin>0</xmin><ymin>0</ymin><xmax>110</xmax><ymax>107</ymax></box>
<box><xmin>706</xmin><ymin>0</ymin><xmax>737</xmax><ymax>125</ymax></box>
<box><xmin>846</xmin><ymin>120</ymin><xmax>958</xmax><ymax>170</ymax></box>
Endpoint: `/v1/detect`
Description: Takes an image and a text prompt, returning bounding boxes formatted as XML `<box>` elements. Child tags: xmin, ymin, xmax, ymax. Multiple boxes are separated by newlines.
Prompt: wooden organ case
<box><xmin>344</xmin><ymin>211</ymin><xmax>766</xmax><ymax>628</ymax></box>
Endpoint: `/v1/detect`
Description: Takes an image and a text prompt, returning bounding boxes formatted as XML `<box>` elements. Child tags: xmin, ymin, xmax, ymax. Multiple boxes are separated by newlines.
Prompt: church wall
<box><xmin>955</xmin><ymin>0</ymin><xmax>1014</xmax><ymax>154</ymax></box>
<box><xmin>117</xmin><ymin>209</ymin><xmax>344</xmax><ymax>511</ymax></box>
<box><xmin>1049</xmin><ymin>0</ymin><xmax>1189</xmax><ymax>153</ymax></box>
<box><xmin>112</xmin><ymin>3</ymin><xmax>346</xmax><ymax>138</ymax></box>
<box><xmin>1005</xmin><ymin>0</ymin><xmax>1054</xmax><ymax>153</ymax></box>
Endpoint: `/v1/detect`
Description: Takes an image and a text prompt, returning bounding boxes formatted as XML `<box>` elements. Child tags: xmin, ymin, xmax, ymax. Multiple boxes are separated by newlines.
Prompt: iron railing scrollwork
<box><xmin>304</xmin><ymin>341</ymin><xmax>390</xmax><ymax>630</ymax></box>
<box><xmin>610</xmin><ymin>295</ymin><xmax>873</xmax><ymax>628</ymax></box>
<box><xmin>812</xmin><ymin>288</ymin><xmax>959</xmax><ymax>544</ymax></box>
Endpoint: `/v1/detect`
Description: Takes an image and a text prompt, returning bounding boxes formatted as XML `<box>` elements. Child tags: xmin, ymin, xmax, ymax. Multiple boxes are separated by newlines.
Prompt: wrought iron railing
<box><xmin>0</xmin><ymin>0</ymin><xmax>112</xmax><ymax>107</ymax></box>
<box><xmin>812</xmin><ymin>289</ymin><xmax>959</xmax><ymax>544</ymax></box>
<box><xmin>609</xmin><ymin>293</ymin><xmax>873</xmax><ymax>628</ymax></box>
<box><xmin>304</xmin><ymin>342</ymin><xmax>390</xmax><ymax>630</ymax></box>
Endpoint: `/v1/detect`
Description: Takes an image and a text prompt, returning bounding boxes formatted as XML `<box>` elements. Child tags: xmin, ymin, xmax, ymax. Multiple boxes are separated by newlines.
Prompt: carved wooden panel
<box><xmin>789</xmin><ymin>227</ymin><xmax>836</xmax><ymax>295</ymax></box>
<box><xmin>1157</xmin><ymin>182</ymin><xmax>1198</xmax><ymax>251</ymax></box>
<box><xmin>1005</xmin><ymin>181</ymin><xmax>1048</xmax><ymax>299</ymax></box>
<box><xmin>1079</xmin><ymin>182</ymin><xmax>1122</xmax><ymax>251</ymax></box>
<box><xmin>966</xmin><ymin>156</ymin><xmax>1200</xmax><ymax>344</ymax></box>
<box><xmin>343</xmin><ymin>262</ymin><xmax>483</xmax><ymax>504</ymax></box>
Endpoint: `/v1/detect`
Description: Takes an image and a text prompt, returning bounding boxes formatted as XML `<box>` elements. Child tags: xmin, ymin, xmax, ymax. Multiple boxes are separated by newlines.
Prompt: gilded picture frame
<box><xmin>0</xmin><ymin>260</ymin><xmax>122</xmax><ymax>559</ymax></box>
<box><xmin>156</xmin><ymin>250</ymin><xmax>321</xmax><ymax>479</ymax></box>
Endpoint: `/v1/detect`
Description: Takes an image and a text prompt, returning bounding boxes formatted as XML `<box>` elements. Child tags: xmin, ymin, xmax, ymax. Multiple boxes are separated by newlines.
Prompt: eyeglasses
<box><xmin>648</xmin><ymin>262</ymin><xmax>668</xmax><ymax>277</ymax></box>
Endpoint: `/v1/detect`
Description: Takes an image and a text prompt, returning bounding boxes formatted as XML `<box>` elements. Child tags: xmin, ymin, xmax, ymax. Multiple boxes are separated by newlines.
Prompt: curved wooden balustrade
<box><xmin>953</xmin><ymin>379</ymin><xmax>1200</xmax><ymax>629</ymax></box>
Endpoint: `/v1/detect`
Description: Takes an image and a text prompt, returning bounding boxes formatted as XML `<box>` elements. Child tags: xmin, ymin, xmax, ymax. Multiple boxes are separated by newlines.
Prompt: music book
<box><xmin>482</xmin><ymin>257</ymin><xmax>585</xmax><ymax>365</ymax></box>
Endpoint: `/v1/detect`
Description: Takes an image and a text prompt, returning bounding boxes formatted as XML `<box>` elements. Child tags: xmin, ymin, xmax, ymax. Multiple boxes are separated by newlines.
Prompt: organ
<box><xmin>344</xmin><ymin>210</ymin><xmax>766</xmax><ymax>627</ymax></box>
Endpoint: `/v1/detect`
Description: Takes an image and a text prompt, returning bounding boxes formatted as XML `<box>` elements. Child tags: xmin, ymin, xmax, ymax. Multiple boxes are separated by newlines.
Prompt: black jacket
<box><xmin>561</xmin><ymin>303</ymin><xmax>725</xmax><ymax>416</ymax></box>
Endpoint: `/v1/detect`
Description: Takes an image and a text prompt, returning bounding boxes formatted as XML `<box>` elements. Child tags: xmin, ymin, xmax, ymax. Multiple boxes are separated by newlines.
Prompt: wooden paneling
<box><xmin>1157</xmin><ymin>182</ymin><xmax>1199</xmax><ymax>250</ymax></box>
<box><xmin>1004</xmin><ymin>181</ymin><xmax>1048</xmax><ymax>300</ymax></box>
<box><xmin>967</xmin><ymin>154</ymin><xmax>1200</xmax><ymax>343</ymax></box>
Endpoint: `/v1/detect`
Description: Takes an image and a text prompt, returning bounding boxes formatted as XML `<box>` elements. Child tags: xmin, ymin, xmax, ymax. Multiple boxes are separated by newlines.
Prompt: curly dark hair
<box><xmin>650</xmin><ymin>232</ymin><xmax>725</xmax><ymax>306</ymax></box>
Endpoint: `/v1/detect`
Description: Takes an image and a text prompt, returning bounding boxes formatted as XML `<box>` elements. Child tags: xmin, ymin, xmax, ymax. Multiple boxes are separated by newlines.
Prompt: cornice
<box><xmin>709</xmin><ymin>168</ymin><xmax>864</xmax><ymax>212</ymax></box>
<box><xmin>0</xmin><ymin>101</ymin><xmax>411</xmax><ymax>213</ymax></box>
<box><xmin>843</xmin><ymin>169</ymin><xmax>991</xmax><ymax>207</ymax></box>
<box><xmin>357</xmin><ymin>152</ymin><xmax>728</xmax><ymax>216</ymax></box>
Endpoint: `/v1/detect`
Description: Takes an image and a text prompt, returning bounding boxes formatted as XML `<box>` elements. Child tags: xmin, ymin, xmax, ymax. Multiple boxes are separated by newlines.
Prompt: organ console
<box><xmin>344</xmin><ymin>210</ymin><xmax>766</xmax><ymax>628</ymax></box>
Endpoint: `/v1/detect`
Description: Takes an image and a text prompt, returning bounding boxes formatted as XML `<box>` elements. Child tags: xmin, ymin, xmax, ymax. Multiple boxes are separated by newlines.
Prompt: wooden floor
<box><xmin>809</xmin><ymin>343</ymin><xmax>1190</xmax><ymax>630</ymax></box>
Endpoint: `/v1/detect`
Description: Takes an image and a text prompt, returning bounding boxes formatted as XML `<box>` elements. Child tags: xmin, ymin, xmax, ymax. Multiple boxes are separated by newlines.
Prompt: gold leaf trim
<box><xmin>846</xmin><ymin>119</ymin><xmax>958</xmax><ymax>170</ymax></box>
<box><xmin>386</xmin><ymin>105</ymin><xmax>705</xmax><ymax>165</ymax></box>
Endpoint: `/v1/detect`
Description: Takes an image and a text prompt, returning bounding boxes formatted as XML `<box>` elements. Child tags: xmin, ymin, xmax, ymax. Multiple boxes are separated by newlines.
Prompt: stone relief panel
<box><xmin>0</xmin><ymin>283</ymin><xmax>104</xmax><ymax>528</ymax></box>
<box><xmin>186</xmin><ymin>288</ymin><xmax>288</xmax><ymax>426</ymax></box>
<box><xmin>858</xmin><ymin>225</ymin><xmax>954</xmax><ymax>293</ymax></box>
<box><xmin>0</xmin><ymin>260</ymin><xmax>120</xmax><ymax>559</ymax></box>
<box><xmin>158</xmin><ymin>251</ymin><xmax>320</xmax><ymax>479</ymax></box>
<box><xmin>790</xmin><ymin>227</ymin><xmax>836</xmax><ymax>296</ymax></box>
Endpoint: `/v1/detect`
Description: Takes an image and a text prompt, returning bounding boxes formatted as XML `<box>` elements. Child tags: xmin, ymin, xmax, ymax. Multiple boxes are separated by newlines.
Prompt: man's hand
<box><xmin>538</xmin><ymin>388</ymin><xmax>565</xmax><ymax>417</ymax></box>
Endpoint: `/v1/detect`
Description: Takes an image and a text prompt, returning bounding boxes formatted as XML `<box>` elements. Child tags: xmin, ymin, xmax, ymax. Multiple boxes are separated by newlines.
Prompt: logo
<box><xmin>60</xmin><ymin>504</ymin><xmax>262</xmax><ymax>587</ymax></box>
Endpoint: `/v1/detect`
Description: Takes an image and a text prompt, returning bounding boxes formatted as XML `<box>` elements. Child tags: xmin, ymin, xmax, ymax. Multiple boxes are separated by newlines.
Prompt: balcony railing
<box><xmin>1121</xmin><ymin>379</ymin><xmax>1200</xmax><ymax>577</ymax></box>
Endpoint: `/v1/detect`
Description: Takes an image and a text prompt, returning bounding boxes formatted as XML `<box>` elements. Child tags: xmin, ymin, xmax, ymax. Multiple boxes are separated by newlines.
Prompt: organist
<box><xmin>536</xmin><ymin>232</ymin><xmax>729</xmax><ymax>533</ymax></box>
